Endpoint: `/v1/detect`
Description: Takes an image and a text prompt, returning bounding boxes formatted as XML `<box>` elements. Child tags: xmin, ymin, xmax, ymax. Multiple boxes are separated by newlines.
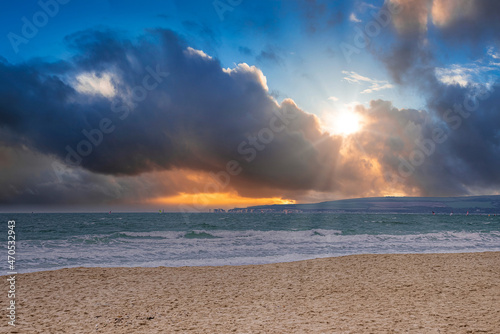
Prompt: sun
<box><xmin>322</xmin><ymin>108</ymin><xmax>362</xmax><ymax>136</ymax></box>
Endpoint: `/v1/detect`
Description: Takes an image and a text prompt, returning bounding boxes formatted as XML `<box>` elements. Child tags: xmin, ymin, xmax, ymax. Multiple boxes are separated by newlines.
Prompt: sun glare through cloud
<box><xmin>322</xmin><ymin>106</ymin><xmax>362</xmax><ymax>136</ymax></box>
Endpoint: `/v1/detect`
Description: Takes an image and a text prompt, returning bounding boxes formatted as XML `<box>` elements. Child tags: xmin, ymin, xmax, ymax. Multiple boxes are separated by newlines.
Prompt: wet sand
<box><xmin>2</xmin><ymin>252</ymin><xmax>499</xmax><ymax>333</ymax></box>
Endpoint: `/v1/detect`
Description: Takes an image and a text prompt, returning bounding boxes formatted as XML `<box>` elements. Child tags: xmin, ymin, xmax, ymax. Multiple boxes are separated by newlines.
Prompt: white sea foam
<box><xmin>17</xmin><ymin>229</ymin><xmax>500</xmax><ymax>273</ymax></box>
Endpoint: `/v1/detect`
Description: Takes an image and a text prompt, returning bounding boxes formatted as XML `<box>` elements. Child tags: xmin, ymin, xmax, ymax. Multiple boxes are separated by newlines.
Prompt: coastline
<box><xmin>2</xmin><ymin>252</ymin><xmax>499</xmax><ymax>333</ymax></box>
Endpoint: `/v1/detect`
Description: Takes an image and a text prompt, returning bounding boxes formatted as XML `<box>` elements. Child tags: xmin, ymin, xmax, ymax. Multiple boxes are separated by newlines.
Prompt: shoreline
<box><xmin>2</xmin><ymin>252</ymin><xmax>499</xmax><ymax>333</ymax></box>
<box><xmin>11</xmin><ymin>249</ymin><xmax>500</xmax><ymax>275</ymax></box>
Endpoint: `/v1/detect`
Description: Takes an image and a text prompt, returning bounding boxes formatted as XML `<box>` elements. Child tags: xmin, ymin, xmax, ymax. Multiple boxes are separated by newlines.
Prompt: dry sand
<box><xmin>1</xmin><ymin>252</ymin><xmax>499</xmax><ymax>333</ymax></box>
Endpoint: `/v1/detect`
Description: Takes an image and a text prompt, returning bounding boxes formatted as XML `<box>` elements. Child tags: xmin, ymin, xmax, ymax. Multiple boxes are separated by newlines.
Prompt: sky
<box><xmin>0</xmin><ymin>0</ymin><xmax>500</xmax><ymax>212</ymax></box>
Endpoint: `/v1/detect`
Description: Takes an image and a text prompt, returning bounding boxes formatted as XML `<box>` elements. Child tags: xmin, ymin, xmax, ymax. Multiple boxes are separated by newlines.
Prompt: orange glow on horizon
<box><xmin>148</xmin><ymin>192</ymin><xmax>296</xmax><ymax>209</ymax></box>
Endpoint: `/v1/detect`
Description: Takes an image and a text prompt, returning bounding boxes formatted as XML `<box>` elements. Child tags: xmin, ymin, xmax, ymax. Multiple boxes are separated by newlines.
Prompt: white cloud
<box><xmin>435</xmin><ymin>54</ymin><xmax>499</xmax><ymax>87</ymax></box>
<box><xmin>435</xmin><ymin>65</ymin><xmax>473</xmax><ymax>87</ymax></box>
<box><xmin>223</xmin><ymin>63</ymin><xmax>269</xmax><ymax>91</ymax></box>
<box><xmin>349</xmin><ymin>13</ymin><xmax>361</xmax><ymax>23</ymax></box>
<box><xmin>342</xmin><ymin>71</ymin><xmax>371</xmax><ymax>84</ymax></box>
<box><xmin>361</xmin><ymin>83</ymin><xmax>394</xmax><ymax>94</ymax></box>
<box><xmin>342</xmin><ymin>71</ymin><xmax>394</xmax><ymax>94</ymax></box>
<box><xmin>74</xmin><ymin>72</ymin><xmax>116</xmax><ymax>98</ymax></box>
<box><xmin>184</xmin><ymin>47</ymin><xmax>212</xmax><ymax>60</ymax></box>
<box><xmin>487</xmin><ymin>46</ymin><xmax>499</xmax><ymax>59</ymax></box>
<box><xmin>328</xmin><ymin>96</ymin><xmax>339</xmax><ymax>102</ymax></box>
<box><xmin>487</xmin><ymin>46</ymin><xmax>500</xmax><ymax>67</ymax></box>
<box><xmin>360</xmin><ymin>2</ymin><xmax>377</xmax><ymax>10</ymax></box>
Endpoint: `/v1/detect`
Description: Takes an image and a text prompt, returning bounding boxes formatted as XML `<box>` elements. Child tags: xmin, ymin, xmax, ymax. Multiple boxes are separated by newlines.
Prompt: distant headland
<box><xmin>213</xmin><ymin>195</ymin><xmax>500</xmax><ymax>214</ymax></box>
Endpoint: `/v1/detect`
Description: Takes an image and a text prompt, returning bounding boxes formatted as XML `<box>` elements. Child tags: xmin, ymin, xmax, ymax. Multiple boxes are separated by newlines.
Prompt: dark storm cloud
<box><xmin>383</xmin><ymin>0</ymin><xmax>500</xmax><ymax>83</ymax></box>
<box><xmin>2</xmin><ymin>6</ymin><xmax>500</xmax><ymax>208</ymax></box>
<box><xmin>378</xmin><ymin>0</ymin><xmax>433</xmax><ymax>84</ymax></box>
<box><xmin>333</xmin><ymin>86</ymin><xmax>498</xmax><ymax>199</ymax></box>
<box><xmin>368</xmin><ymin>0</ymin><xmax>500</xmax><ymax>196</ymax></box>
<box><xmin>0</xmin><ymin>143</ymin><xmax>235</xmax><ymax>207</ymax></box>
<box><xmin>381</xmin><ymin>0</ymin><xmax>500</xmax><ymax>83</ymax></box>
<box><xmin>0</xmin><ymin>144</ymin><xmax>134</xmax><ymax>205</ymax></box>
<box><xmin>381</xmin><ymin>39</ymin><xmax>433</xmax><ymax>85</ymax></box>
<box><xmin>431</xmin><ymin>0</ymin><xmax>500</xmax><ymax>45</ymax></box>
<box><xmin>0</xmin><ymin>28</ymin><xmax>344</xmax><ymax>203</ymax></box>
<box><xmin>422</xmin><ymin>79</ymin><xmax>500</xmax><ymax>193</ymax></box>
<box><xmin>345</xmin><ymin>100</ymin><xmax>467</xmax><ymax>196</ymax></box>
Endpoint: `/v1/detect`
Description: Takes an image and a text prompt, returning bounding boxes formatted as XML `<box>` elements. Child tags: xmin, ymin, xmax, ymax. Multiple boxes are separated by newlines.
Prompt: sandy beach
<box><xmin>2</xmin><ymin>252</ymin><xmax>499</xmax><ymax>333</ymax></box>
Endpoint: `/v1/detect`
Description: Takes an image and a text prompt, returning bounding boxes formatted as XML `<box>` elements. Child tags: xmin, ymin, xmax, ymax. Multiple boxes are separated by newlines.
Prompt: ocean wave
<box><xmin>16</xmin><ymin>229</ymin><xmax>500</xmax><ymax>273</ymax></box>
<box><xmin>184</xmin><ymin>231</ymin><xmax>220</xmax><ymax>239</ymax></box>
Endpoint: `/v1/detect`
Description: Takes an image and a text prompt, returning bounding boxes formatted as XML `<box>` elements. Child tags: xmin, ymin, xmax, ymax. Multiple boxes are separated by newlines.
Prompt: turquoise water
<box><xmin>2</xmin><ymin>213</ymin><xmax>500</xmax><ymax>273</ymax></box>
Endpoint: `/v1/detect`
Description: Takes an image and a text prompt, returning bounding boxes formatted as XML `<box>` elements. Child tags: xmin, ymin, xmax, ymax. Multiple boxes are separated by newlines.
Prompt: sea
<box><xmin>2</xmin><ymin>212</ymin><xmax>500</xmax><ymax>274</ymax></box>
